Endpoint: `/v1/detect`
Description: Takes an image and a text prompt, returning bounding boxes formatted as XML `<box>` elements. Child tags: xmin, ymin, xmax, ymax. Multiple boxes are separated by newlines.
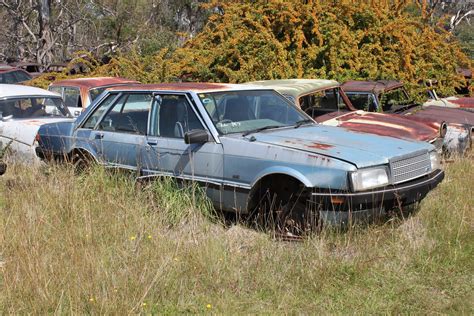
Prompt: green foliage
<box><xmin>170</xmin><ymin>0</ymin><xmax>472</xmax><ymax>97</ymax></box>
<box><xmin>27</xmin><ymin>0</ymin><xmax>472</xmax><ymax>99</ymax></box>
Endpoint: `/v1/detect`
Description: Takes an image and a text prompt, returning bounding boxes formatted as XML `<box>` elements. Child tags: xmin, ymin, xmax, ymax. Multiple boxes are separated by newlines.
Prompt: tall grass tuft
<box><xmin>0</xmin><ymin>159</ymin><xmax>472</xmax><ymax>314</ymax></box>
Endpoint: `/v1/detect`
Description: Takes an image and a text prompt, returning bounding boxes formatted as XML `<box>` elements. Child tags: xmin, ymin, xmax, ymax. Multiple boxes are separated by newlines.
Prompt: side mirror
<box><xmin>184</xmin><ymin>129</ymin><xmax>210</xmax><ymax>144</ymax></box>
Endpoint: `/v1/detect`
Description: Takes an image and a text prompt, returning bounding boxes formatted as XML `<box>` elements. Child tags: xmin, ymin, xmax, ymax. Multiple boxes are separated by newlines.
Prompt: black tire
<box><xmin>0</xmin><ymin>161</ymin><xmax>6</xmax><ymax>176</ymax></box>
<box><xmin>250</xmin><ymin>178</ymin><xmax>321</xmax><ymax>236</ymax></box>
<box><xmin>71</xmin><ymin>151</ymin><xmax>93</xmax><ymax>173</ymax></box>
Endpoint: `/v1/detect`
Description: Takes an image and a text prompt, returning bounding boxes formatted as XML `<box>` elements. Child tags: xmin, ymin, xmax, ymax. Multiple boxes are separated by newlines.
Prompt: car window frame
<box><xmin>148</xmin><ymin>92</ymin><xmax>208</xmax><ymax>140</ymax></box>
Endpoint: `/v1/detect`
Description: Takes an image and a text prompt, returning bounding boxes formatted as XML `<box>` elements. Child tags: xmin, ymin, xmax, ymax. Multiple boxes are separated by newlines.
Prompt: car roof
<box><xmin>0</xmin><ymin>67</ymin><xmax>26</xmax><ymax>74</ymax></box>
<box><xmin>107</xmin><ymin>82</ymin><xmax>272</xmax><ymax>93</ymax></box>
<box><xmin>0</xmin><ymin>84</ymin><xmax>61</xmax><ymax>98</ymax></box>
<box><xmin>246</xmin><ymin>79</ymin><xmax>339</xmax><ymax>98</ymax></box>
<box><xmin>342</xmin><ymin>80</ymin><xmax>404</xmax><ymax>93</ymax></box>
<box><xmin>50</xmin><ymin>77</ymin><xmax>140</xmax><ymax>89</ymax></box>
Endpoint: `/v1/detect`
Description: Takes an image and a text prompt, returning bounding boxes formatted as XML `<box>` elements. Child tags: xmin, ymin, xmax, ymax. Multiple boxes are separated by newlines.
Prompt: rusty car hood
<box><xmin>403</xmin><ymin>106</ymin><xmax>474</xmax><ymax>126</ymax></box>
<box><xmin>316</xmin><ymin>111</ymin><xmax>438</xmax><ymax>142</ymax></box>
<box><xmin>243</xmin><ymin>125</ymin><xmax>433</xmax><ymax>168</ymax></box>
<box><xmin>447</xmin><ymin>97</ymin><xmax>474</xmax><ymax>110</ymax></box>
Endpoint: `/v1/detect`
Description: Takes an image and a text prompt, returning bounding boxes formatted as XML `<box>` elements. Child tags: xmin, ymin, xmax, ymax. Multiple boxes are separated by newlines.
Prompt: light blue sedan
<box><xmin>36</xmin><ymin>83</ymin><xmax>444</xmax><ymax>233</ymax></box>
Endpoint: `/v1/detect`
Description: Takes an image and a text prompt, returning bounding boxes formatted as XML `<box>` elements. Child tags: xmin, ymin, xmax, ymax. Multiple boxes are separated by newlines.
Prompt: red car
<box><xmin>342</xmin><ymin>80</ymin><xmax>473</xmax><ymax>154</ymax></box>
<box><xmin>48</xmin><ymin>77</ymin><xmax>139</xmax><ymax>116</ymax></box>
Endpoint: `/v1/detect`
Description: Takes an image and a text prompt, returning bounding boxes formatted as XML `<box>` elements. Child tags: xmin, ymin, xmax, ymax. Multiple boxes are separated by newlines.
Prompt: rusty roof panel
<box><xmin>342</xmin><ymin>80</ymin><xmax>404</xmax><ymax>93</ymax></box>
<box><xmin>51</xmin><ymin>77</ymin><xmax>139</xmax><ymax>88</ymax></box>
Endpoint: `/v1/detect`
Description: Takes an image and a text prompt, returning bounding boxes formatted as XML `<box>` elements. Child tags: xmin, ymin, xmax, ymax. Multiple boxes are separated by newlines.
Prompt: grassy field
<box><xmin>0</xmin><ymin>159</ymin><xmax>472</xmax><ymax>314</ymax></box>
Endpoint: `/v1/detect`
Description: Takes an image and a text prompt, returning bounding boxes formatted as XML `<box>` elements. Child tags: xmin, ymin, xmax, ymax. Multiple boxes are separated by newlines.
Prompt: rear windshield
<box><xmin>0</xmin><ymin>97</ymin><xmax>70</xmax><ymax>119</ymax></box>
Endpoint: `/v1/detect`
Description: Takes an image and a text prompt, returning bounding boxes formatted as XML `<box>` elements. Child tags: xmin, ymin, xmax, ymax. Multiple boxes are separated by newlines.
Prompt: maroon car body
<box><xmin>48</xmin><ymin>77</ymin><xmax>139</xmax><ymax>116</ymax></box>
<box><xmin>342</xmin><ymin>80</ymin><xmax>473</xmax><ymax>153</ymax></box>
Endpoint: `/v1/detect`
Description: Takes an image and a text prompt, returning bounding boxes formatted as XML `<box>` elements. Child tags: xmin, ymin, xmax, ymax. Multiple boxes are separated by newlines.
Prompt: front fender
<box><xmin>251</xmin><ymin>165</ymin><xmax>351</xmax><ymax>191</ymax></box>
<box><xmin>251</xmin><ymin>166</ymin><xmax>313</xmax><ymax>188</ymax></box>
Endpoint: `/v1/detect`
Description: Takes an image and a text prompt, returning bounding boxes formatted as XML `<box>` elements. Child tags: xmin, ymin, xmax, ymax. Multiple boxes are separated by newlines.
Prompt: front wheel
<box><xmin>250</xmin><ymin>178</ymin><xmax>321</xmax><ymax>236</ymax></box>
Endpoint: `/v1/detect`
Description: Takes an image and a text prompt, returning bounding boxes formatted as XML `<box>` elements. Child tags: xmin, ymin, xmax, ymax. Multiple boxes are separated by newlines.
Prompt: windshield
<box><xmin>0</xmin><ymin>96</ymin><xmax>70</xmax><ymax>119</ymax></box>
<box><xmin>199</xmin><ymin>90</ymin><xmax>310</xmax><ymax>135</ymax></box>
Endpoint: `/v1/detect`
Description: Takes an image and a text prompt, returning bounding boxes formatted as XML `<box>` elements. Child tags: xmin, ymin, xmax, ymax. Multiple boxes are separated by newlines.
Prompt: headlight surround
<box><xmin>350</xmin><ymin>167</ymin><xmax>389</xmax><ymax>192</ymax></box>
<box><xmin>429</xmin><ymin>151</ymin><xmax>441</xmax><ymax>171</ymax></box>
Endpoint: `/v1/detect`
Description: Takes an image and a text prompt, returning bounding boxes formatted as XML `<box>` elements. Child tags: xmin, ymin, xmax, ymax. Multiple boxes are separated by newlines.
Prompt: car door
<box><xmin>141</xmin><ymin>93</ymin><xmax>224</xmax><ymax>189</ymax></box>
<box><xmin>89</xmin><ymin>93</ymin><xmax>153</xmax><ymax>170</ymax></box>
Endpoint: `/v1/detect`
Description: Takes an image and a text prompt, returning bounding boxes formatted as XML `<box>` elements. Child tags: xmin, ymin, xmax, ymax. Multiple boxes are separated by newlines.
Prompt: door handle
<box><xmin>94</xmin><ymin>132</ymin><xmax>104</xmax><ymax>139</ymax></box>
<box><xmin>147</xmin><ymin>140</ymin><xmax>158</xmax><ymax>146</ymax></box>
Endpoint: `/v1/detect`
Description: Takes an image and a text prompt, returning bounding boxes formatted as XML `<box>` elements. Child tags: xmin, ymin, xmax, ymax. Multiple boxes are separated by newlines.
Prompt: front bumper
<box><xmin>310</xmin><ymin>169</ymin><xmax>444</xmax><ymax>225</ymax></box>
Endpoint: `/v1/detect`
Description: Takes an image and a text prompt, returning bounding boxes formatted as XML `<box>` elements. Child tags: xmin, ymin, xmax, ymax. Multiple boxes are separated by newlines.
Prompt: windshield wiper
<box><xmin>294</xmin><ymin>119</ymin><xmax>314</xmax><ymax>128</ymax></box>
<box><xmin>242</xmin><ymin>125</ymin><xmax>284</xmax><ymax>137</ymax></box>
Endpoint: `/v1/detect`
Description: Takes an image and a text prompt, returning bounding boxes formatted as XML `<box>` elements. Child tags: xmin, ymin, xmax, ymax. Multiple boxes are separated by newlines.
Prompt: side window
<box><xmin>4</xmin><ymin>72</ymin><xmax>17</xmax><ymax>84</ymax></box>
<box><xmin>64</xmin><ymin>87</ymin><xmax>82</xmax><ymax>109</ymax></box>
<box><xmin>48</xmin><ymin>86</ymin><xmax>62</xmax><ymax>96</ymax></box>
<box><xmin>98</xmin><ymin>93</ymin><xmax>152</xmax><ymax>135</ymax></box>
<box><xmin>82</xmin><ymin>93</ymin><xmax>118</xmax><ymax>129</ymax></box>
<box><xmin>14</xmin><ymin>71</ymin><xmax>32</xmax><ymax>82</ymax></box>
<box><xmin>346</xmin><ymin>93</ymin><xmax>377</xmax><ymax>111</ymax></box>
<box><xmin>299</xmin><ymin>88</ymin><xmax>339</xmax><ymax>118</ymax></box>
<box><xmin>150</xmin><ymin>94</ymin><xmax>204</xmax><ymax>138</ymax></box>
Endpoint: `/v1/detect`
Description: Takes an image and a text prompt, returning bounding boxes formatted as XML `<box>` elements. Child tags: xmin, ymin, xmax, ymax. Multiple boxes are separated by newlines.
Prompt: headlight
<box><xmin>429</xmin><ymin>151</ymin><xmax>441</xmax><ymax>171</ymax></box>
<box><xmin>350</xmin><ymin>167</ymin><xmax>389</xmax><ymax>192</ymax></box>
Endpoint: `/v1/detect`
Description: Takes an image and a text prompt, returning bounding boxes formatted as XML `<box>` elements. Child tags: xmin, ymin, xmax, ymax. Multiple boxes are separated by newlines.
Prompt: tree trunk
<box><xmin>37</xmin><ymin>0</ymin><xmax>54</xmax><ymax>65</ymax></box>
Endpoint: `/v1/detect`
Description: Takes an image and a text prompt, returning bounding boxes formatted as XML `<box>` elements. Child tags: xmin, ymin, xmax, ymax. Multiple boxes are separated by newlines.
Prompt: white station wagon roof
<box><xmin>0</xmin><ymin>84</ymin><xmax>61</xmax><ymax>99</ymax></box>
<box><xmin>246</xmin><ymin>79</ymin><xmax>340</xmax><ymax>98</ymax></box>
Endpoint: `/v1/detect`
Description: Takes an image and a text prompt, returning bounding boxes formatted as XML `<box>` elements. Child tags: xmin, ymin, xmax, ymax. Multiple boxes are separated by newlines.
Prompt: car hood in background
<box><xmin>403</xmin><ymin>106</ymin><xmax>474</xmax><ymax>127</ymax></box>
<box><xmin>239</xmin><ymin>125</ymin><xmax>432</xmax><ymax>169</ymax></box>
<box><xmin>316</xmin><ymin>111</ymin><xmax>438</xmax><ymax>142</ymax></box>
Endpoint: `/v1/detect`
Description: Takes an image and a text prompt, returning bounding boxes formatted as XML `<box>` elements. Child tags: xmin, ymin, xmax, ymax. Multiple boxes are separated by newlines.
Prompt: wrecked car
<box><xmin>8</xmin><ymin>62</ymin><xmax>43</xmax><ymax>78</ymax></box>
<box><xmin>0</xmin><ymin>65</ymin><xmax>33</xmax><ymax>84</ymax></box>
<box><xmin>424</xmin><ymin>82</ymin><xmax>474</xmax><ymax>112</ymax></box>
<box><xmin>36</xmin><ymin>83</ymin><xmax>443</xmax><ymax>231</ymax></box>
<box><xmin>48</xmin><ymin>77</ymin><xmax>139</xmax><ymax>116</ymax></box>
<box><xmin>342</xmin><ymin>80</ymin><xmax>474</xmax><ymax>155</ymax></box>
<box><xmin>0</xmin><ymin>84</ymin><xmax>73</xmax><ymax>162</ymax></box>
<box><xmin>247</xmin><ymin>79</ymin><xmax>445</xmax><ymax>153</ymax></box>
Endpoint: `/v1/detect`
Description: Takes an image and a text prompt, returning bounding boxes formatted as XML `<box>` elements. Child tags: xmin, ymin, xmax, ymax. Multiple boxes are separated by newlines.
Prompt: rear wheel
<box><xmin>71</xmin><ymin>150</ymin><xmax>94</xmax><ymax>173</ymax></box>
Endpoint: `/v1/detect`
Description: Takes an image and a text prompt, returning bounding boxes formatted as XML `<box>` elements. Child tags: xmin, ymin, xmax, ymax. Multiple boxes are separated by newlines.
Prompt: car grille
<box><xmin>390</xmin><ymin>152</ymin><xmax>431</xmax><ymax>184</ymax></box>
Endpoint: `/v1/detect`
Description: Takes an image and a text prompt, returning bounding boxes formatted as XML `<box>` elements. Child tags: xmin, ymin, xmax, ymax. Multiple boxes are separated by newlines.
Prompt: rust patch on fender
<box><xmin>308</xmin><ymin>142</ymin><xmax>333</xmax><ymax>150</ymax></box>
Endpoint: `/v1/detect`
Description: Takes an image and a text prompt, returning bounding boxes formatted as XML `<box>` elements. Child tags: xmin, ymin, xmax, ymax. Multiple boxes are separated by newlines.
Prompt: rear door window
<box><xmin>64</xmin><ymin>87</ymin><xmax>82</xmax><ymax>109</ymax></box>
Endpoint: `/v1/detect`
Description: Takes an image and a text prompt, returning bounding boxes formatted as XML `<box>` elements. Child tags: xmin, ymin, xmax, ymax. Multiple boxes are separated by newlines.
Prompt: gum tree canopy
<box><xmin>172</xmin><ymin>0</ymin><xmax>472</xmax><ymax>95</ymax></box>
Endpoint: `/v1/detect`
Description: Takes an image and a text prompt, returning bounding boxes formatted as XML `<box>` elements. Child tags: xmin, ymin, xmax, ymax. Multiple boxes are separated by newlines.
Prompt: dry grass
<box><xmin>0</xmin><ymin>159</ymin><xmax>472</xmax><ymax>314</ymax></box>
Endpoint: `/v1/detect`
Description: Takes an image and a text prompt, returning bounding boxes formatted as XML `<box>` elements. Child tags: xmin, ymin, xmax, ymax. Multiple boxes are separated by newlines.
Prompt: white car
<box><xmin>0</xmin><ymin>84</ymin><xmax>73</xmax><ymax>162</ymax></box>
